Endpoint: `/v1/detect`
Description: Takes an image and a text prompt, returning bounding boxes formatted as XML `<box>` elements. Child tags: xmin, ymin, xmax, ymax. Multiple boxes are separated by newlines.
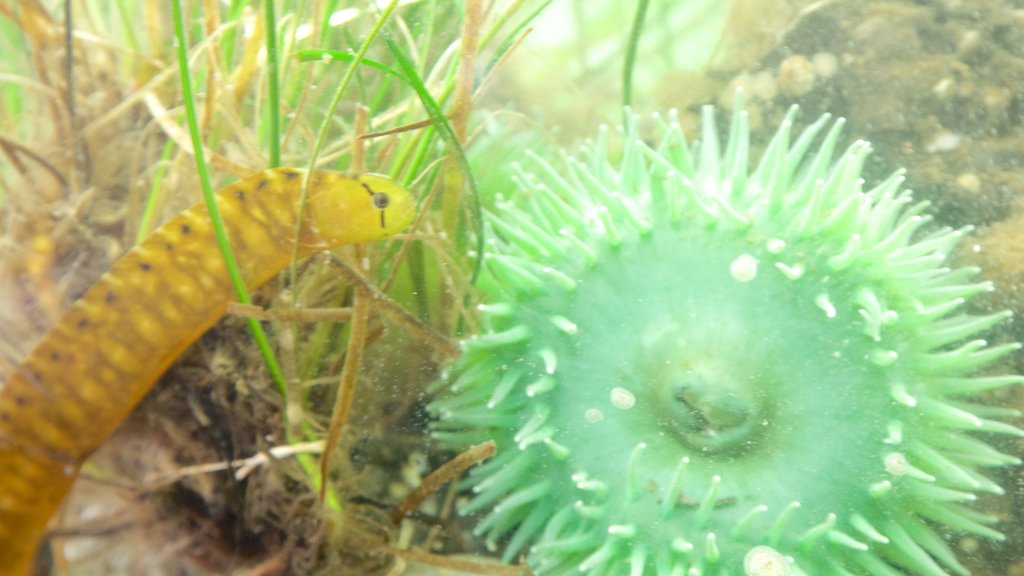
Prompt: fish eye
<box><xmin>372</xmin><ymin>191</ymin><xmax>390</xmax><ymax>210</ymax></box>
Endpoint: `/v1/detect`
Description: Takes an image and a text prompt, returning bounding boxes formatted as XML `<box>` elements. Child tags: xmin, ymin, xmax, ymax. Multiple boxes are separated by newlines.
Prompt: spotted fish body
<box><xmin>0</xmin><ymin>168</ymin><xmax>416</xmax><ymax>572</ymax></box>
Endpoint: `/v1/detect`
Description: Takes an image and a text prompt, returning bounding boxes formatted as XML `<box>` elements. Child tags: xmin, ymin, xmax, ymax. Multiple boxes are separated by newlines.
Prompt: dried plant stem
<box><xmin>0</xmin><ymin>134</ymin><xmax>68</xmax><ymax>187</ymax></box>
<box><xmin>144</xmin><ymin>441</ymin><xmax>326</xmax><ymax>485</ymax></box>
<box><xmin>319</xmin><ymin>248</ymin><xmax>371</xmax><ymax>502</ymax></box>
<box><xmin>227</xmin><ymin>302</ymin><xmax>354</xmax><ymax>323</ymax></box>
<box><xmin>388</xmin><ymin>545</ymin><xmax>528</xmax><ymax>575</ymax></box>
<box><xmin>389</xmin><ymin>440</ymin><xmax>496</xmax><ymax>525</ymax></box>
<box><xmin>353</xmin><ymin>105</ymin><xmax>368</xmax><ymax>173</ymax></box>
<box><xmin>329</xmin><ymin>254</ymin><xmax>460</xmax><ymax>359</ymax></box>
<box><xmin>439</xmin><ymin>0</ymin><xmax>482</xmax><ymax>236</ymax></box>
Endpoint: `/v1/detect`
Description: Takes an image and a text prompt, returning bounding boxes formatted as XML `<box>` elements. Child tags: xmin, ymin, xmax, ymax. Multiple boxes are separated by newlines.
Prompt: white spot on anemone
<box><xmin>730</xmin><ymin>254</ymin><xmax>759</xmax><ymax>283</ymax></box>
<box><xmin>766</xmin><ymin>239</ymin><xmax>786</xmax><ymax>254</ymax></box>
<box><xmin>744</xmin><ymin>545</ymin><xmax>791</xmax><ymax>576</ymax></box>
<box><xmin>610</xmin><ymin>387</ymin><xmax>636</xmax><ymax>410</ymax></box>
<box><xmin>884</xmin><ymin>452</ymin><xmax>909</xmax><ymax>476</ymax></box>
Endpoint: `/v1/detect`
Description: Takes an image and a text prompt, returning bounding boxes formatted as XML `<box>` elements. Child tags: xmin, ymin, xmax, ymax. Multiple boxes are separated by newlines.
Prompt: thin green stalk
<box><xmin>478</xmin><ymin>0</ymin><xmax>528</xmax><ymax>49</ymax></box>
<box><xmin>417</xmin><ymin>0</ymin><xmax>438</xmax><ymax>77</ymax></box>
<box><xmin>170</xmin><ymin>0</ymin><xmax>286</xmax><ymax>398</ymax></box>
<box><xmin>483</xmin><ymin>0</ymin><xmax>554</xmax><ymax>76</ymax></box>
<box><xmin>290</xmin><ymin>0</ymin><xmax>401</xmax><ymax>295</ymax></box>
<box><xmin>294</xmin><ymin>49</ymin><xmax>405</xmax><ymax>80</ymax></box>
<box><xmin>623</xmin><ymin>0</ymin><xmax>651</xmax><ymax>112</ymax></box>
<box><xmin>402</xmin><ymin>123</ymin><xmax>436</xmax><ymax>185</ymax></box>
<box><xmin>265</xmin><ymin>0</ymin><xmax>281</xmax><ymax>167</ymax></box>
<box><xmin>172</xmin><ymin>0</ymin><xmax>336</xmax><ymax>510</ymax></box>
<box><xmin>113</xmin><ymin>0</ymin><xmax>141</xmax><ymax>54</ymax></box>
<box><xmin>381</xmin><ymin>25</ymin><xmax>483</xmax><ymax>285</ymax></box>
<box><xmin>220</xmin><ymin>0</ymin><xmax>247</xmax><ymax>68</ymax></box>
<box><xmin>364</xmin><ymin>75</ymin><xmax>395</xmax><ymax>126</ymax></box>
<box><xmin>305</xmin><ymin>0</ymin><xmax>399</xmax><ymax>170</ymax></box>
<box><xmin>318</xmin><ymin>0</ymin><xmax>342</xmax><ymax>45</ymax></box>
<box><xmin>135</xmin><ymin>139</ymin><xmax>175</xmax><ymax>245</ymax></box>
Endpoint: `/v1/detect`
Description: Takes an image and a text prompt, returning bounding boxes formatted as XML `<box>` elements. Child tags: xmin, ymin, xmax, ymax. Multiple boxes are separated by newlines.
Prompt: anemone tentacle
<box><xmin>430</xmin><ymin>96</ymin><xmax>1023</xmax><ymax>575</ymax></box>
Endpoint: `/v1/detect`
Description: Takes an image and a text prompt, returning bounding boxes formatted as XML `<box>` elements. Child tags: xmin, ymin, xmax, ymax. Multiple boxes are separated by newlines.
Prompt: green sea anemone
<box><xmin>428</xmin><ymin>95</ymin><xmax>1024</xmax><ymax>575</ymax></box>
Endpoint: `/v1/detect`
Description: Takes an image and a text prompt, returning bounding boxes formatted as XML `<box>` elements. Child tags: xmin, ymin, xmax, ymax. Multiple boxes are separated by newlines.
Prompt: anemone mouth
<box><xmin>429</xmin><ymin>100</ymin><xmax>1023</xmax><ymax>576</ymax></box>
<box><xmin>632</xmin><ymin>297</ymin><xmax>776</xmax><ymax>457</ymax></box>
<box><xmin>649</xmin><ymin>346</ymin><xmax>771</xmax><ymax>456</ymax></box>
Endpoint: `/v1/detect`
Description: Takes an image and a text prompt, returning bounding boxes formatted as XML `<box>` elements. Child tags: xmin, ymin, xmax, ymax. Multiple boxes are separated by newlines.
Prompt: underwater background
<box><xmin>1</xmin><ymin>0</ymin><xmax>1023</xmax><ymax>574</ymax></box>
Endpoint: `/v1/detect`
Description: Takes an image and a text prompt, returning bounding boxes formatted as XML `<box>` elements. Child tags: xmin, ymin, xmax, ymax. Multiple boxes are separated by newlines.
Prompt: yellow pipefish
<box><xmin>0</xmin><ymin>168</ymin><xmax>416</xmax><ymax>573</ymax></box>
